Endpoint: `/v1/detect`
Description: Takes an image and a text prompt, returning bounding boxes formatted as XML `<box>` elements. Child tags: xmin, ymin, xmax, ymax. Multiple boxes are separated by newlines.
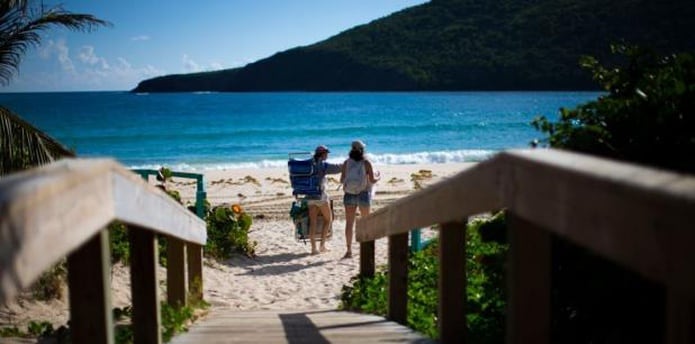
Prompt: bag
<box><xmin>343</xmin><ymin>159</ymin><xmax>368</xmax><ymax>194</ymax></box>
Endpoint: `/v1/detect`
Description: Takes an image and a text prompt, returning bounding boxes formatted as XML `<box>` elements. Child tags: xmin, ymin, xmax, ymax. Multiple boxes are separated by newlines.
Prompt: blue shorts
<box><xmin>343</xmin><ymin>191</ymin><xmax>371</xmax><ymax>207</ymax></box>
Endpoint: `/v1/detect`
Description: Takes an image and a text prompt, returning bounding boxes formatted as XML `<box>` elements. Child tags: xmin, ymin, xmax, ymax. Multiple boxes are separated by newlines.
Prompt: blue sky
<box><xmin>2</xmin><ymin>1</ymin><xmax>427</xmax><ymax>93</ymax></box>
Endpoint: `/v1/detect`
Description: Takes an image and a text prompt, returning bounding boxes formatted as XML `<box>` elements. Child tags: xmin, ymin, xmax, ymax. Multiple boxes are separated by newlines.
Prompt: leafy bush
<box><xmin>109</xmin><ymin>222</ymin><xmax>130</xmax><ymax>265</ymax></box>
<box><xmin>30</xmin><ymin>260</ymin><xmax>66</xmax><ymax>301</ymax></box>
<box><xmin>532</xmin><ymin>44</ymin><xmax>695</xmax><ymax>174</ymax></box>
<box><xmin>339</xmin><ymin>212</ymin><xmax>508</xmax><ymax>341</ymax></box>
<box><xmin>531</xmin><ymin>44</ymin><xmax>685</xmax><ymax>342</ymax></box>
<box><xmin>205</xmin><ymin>204</ymin><xmax>256</xmax><ymax>259</ymax></box>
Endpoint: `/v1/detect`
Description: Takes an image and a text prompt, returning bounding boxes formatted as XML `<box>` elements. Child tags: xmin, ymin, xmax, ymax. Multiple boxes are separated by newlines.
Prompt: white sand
<box><xmin>0</xmin><ymin>162</ymin><xmax>475</xmax><ymax>330</ymax></box>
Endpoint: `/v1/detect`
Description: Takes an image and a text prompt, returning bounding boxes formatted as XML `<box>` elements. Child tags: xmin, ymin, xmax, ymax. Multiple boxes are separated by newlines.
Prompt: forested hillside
<box><xmin>132</xmin><ymin>0</ymin><xmax>695</xmax><ymax>92</ymax></box>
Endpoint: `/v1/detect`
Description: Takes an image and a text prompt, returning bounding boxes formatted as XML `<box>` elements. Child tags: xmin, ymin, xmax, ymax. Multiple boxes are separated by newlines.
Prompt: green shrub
<box><xmin>531</xmin><ymin>44</ymin><xmax>683</xmax><ymax>343</ymax></box>
<box><xmin>532</xmin><ymin>44</ymin><xmax>695</xmax><ymax>174</ymax></box>
<box><xmin>30</xmin><ymin>260</ymin><xmax>66</xmax><ymax>301</ymax></box>
<box><xmin>205</xmin><ymin>204</ymin><xmax>256</xmax><ymax>259</ymax></box>
<box><xmin>339</xmin><ymin>212</ymin><xmax>508</xmax><ymax>341</ymax></box>
<box><xmin>109</xmin><ymin>221</ymin><xmax>130</xmax><ymax>265</ymax></box>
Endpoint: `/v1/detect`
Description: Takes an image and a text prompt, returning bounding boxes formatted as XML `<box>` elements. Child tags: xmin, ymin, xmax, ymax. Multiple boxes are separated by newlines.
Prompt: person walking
<box><xmin>340</xmin><ymin>140</ymin><xmax>379</xmax><ymax>259</ymax></box>
<box><xmin>305</xmin><ymin>145</ymin><xmax>342</xmax><ymax>255</ymax></box>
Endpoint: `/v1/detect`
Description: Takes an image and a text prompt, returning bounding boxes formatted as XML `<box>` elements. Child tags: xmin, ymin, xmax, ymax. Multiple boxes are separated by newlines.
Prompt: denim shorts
<box><xmin>343</xmin><ymin>190</ymin><xmax>371</xmax><ymax>207</ymax></box>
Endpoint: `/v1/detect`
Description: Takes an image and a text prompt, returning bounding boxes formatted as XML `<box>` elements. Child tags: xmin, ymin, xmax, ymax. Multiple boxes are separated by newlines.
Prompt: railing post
<box><xmin>439</xmin><ymin>220</ymin><xmax>467</xmax><ymax>343</ymax></box>
<box><xmin>129</xmin><ymin>226</ymin><xmax>162</xmax><ymax>344</ymax></box>
<box><xmin>360</xmin><ymin>241</ymin><xmax>375</xmax><ymax>278</ymax></box>
<box><xmin>410</xmin><ymin>228</ymin><xmax>422</xmax><ymax>252</ymax></box>
<box><xmin>187</xmin><ymin>243</ymin><xmax>204</xmax><ymax>303</ymax></box>
<box><xmin>388</xmin><ymin>233</ymin><xmax>409</xmax><ymax>325</ymax></box>
<box><xmin>506</xmin><ymin>212</ymin><xmax>550</xmax><ymax>344</ymax></box>
<box><xmin>67</xmin><ymin>230</ymin><xmax>114</xmax><ymax>344</ymax></box>
<box><xmin>195</xmin><ymin>175</ymin><xmax>206</xmax><ymax>219</ymax></box>
<box><xmin>167</xmin><ymin>236</ymin><xmax>187</xmax><ymax>308</ymax></box>
<box><xmin>665</xmin><ymin>290</ymin><xmax>694</xmax><ymax>344</ymax></box>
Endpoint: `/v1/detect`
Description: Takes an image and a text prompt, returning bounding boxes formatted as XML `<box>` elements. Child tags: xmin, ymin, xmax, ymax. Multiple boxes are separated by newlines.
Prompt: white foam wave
<box><xmin>369</xmin><ymin>149</ymin><xmax>496</xmax><ymax>165</ymax></box>
<box><xmin>127</xmin><ymin>149</ymin><xmax>497</xmax><ymax>172</ymax></box>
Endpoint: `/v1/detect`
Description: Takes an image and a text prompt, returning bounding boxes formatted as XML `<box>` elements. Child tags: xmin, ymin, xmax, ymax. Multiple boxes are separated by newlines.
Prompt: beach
<box><xmin>0</xmin><ymin>162</ymin><xmax>475</xmax><ymax>330</ymax></box>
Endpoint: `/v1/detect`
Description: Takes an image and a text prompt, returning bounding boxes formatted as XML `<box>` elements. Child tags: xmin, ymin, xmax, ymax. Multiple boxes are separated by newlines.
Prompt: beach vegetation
<box><xmin>529</xmin><ymin>43</ymin><xmax>690</xmax><ymax>342</ymax></box>
<box><xmin>205</xmin><ymin>204</ymin><xmax>256</xmax><ymax>259</ymax></box>
<box><xmin>0</xmin><ymin>1</ymin><xmax>110</xmax><ymax>175</ymax></box>
<box><xmin>339</xmin><ymin>211</ymin><xmax>508</xmax><ymax>342</ymax></box>
<box><xmin>532</xmin><ymin>43</ymin><xmax>695</xmax><ymax>174</ymax></box>
<box><xmin>1</xmin><ymin>298</ymin><xmax>208</xmax><ymax>343</ymax></box>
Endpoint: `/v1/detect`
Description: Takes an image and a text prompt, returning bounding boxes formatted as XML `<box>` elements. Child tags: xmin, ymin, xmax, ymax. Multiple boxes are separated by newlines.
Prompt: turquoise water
<box><xmin>0</xmin><ymin>91</ymin><xmax>600</xmax><ymax>170</ymax></box>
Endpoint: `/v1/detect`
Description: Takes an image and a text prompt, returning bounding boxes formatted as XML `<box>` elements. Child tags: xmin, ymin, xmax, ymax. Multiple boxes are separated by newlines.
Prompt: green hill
<box><xmin>132</xmin><ymin>0</ymin><xmax>695</xmax><ymax>92</ymax></box>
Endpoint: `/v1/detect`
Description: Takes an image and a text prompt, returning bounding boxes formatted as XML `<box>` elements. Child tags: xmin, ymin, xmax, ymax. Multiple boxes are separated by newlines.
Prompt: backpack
<box><xmin>343</xmin><ymin>159</ymin><xmax>368</xmax><ymax>194</ymax></box>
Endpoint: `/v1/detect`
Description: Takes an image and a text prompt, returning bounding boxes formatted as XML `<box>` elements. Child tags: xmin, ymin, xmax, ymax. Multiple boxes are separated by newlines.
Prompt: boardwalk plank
<box><xmin>170</xmin><ymin>309</ymin><xmax>435</xmax><ymax>344</ymax></box>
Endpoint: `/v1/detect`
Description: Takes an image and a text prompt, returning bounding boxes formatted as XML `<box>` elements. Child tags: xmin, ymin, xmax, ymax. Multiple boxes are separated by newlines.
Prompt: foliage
<box><xmin>0</xmin><ymin>0</ymin><xmax>111</xmax><ymax>85</ymax></box>
<box><xmin>205</xmin><ymin>204</ymin><xmax>256</xmax><ymax>259</ymax></box>
<box><xmin>1</xmin><ymin>300</ymin><xmax>209</xmax><ymax>343</ymax></box>
<box><xmin>133</xmin><ymin>0</ymin><xmax>695</xmax><ymax>92</ymax></box>
<box><xmin>109</xmin><ymin>221</ymin><xmax>130</xmax><ymax>265</ymax></box>
<box><xmin>0</xmin><ymin>106</ymin><xmax>74</xmax><ymax>175</ymax></box>
<box><xmin>530</xmin><ymin>43</ymin><xmax>683</xmax><ymax>343</ymax></box>
<box><xmin>532</xmin><ymin>44</ymin><xmax>695</xmax><ymax>173</ymax></box>
<box><xmin>30</xmin><ymin>259</ymin><xmax>66</xmax><ymax>301</ymax></box>
<box><xmin>0</xmin><ymin>1</ymin><xmax>109</xmax><ymax>174</ymax></box>
<box><xmin>339</xmin><ymin>211</ymin><xmax>508</xmax><ymax>341</ymax></box>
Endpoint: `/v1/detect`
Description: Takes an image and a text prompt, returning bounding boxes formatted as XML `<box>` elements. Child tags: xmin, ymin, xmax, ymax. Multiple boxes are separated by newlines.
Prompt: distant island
<box><xmin>132</xmin><ymin>0</ymin><xmax>695</xmax><ymax>93</ymax></box>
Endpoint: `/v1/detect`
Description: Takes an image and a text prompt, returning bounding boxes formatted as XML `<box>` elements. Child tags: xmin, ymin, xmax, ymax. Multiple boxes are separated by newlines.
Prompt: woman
<box><xmin>340</xmin><ymin>140</ymin><xmax>379</xmax><ymax>259</ymax></box>
<box><xmin>306</xmin><ymin>145</ymin><xmax>342</xmax><ymax>255</ymax></box>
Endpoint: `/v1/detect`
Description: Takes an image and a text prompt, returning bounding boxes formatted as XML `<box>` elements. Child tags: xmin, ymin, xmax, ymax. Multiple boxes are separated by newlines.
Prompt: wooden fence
<box><xmin>356</xmin><ymin>148</ymin><xmax>695</xmax><ymax>344</ymax></box>
<box><xmin>0</xmin><ymin>159</ymin><xmax>207</xmax><ymax>344</ymax></box>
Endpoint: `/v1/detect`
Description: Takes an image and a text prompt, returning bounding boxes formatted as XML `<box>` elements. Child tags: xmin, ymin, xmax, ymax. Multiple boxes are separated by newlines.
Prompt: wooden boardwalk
<box><xmin>169</xmin><ymin>309</ymin><xmax>435</xmax><ymax>343</ymax></box>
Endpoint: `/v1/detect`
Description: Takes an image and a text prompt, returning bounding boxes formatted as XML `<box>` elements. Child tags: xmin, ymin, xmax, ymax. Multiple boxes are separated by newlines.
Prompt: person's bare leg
<box><xmin>344</xmin><ymin>205</ymin><xmax>357</xmax><ymax>258</ymax></box>
<box><xmin>319</xmin><ymin>201</ymin><xmax>332</xmax><ymax>252</ymax></box>
<box><xmin>309</xmin><ymin>204</ymin><xmax>320</xmax><ymax>255</ymax></box>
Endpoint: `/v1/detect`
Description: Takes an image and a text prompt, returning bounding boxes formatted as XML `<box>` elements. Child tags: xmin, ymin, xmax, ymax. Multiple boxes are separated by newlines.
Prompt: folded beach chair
<box><xmin>289</xmin><ymin>199</ymin><xmax>334</xmax><ymax>243</ymax></box>
<box><xmin>288</xmin><ymin>152</ymin><xmax>321</xmax><ymax>197</ymax></box>
<box><xmin>287</xmin><ymin>152</ymin><xmax>333</xmax><ymax>242</ymax></box>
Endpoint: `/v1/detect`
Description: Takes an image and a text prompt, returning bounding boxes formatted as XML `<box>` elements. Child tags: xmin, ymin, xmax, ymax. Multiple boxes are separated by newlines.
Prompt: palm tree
<box><xmin>0</xmin><ymin>0</ymin><xmax>110</xmax><ymax>175</ymax></box>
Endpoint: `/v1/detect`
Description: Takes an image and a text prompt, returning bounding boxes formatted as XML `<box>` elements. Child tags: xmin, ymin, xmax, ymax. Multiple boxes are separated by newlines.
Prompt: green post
<box><xmin>410</xmin><ymin>228</ymin><xmax>422</xmax><ymax>252</ymax></box>
<box><xmin>130</xmin><ymin>169</ymin><xmax>206</xmax><ymax>220</ymax></box>
<box><xmin>195</xmin><ymin>175</ymin><xmax>206</xmax><ymax>219</ymax></box>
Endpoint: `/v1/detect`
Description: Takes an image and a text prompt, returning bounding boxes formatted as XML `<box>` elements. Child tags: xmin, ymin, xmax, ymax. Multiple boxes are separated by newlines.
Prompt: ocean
<box><xmin>0</xmin><ymin>91</ymin><xmax>601</xmax><ymax>171</ymax></box>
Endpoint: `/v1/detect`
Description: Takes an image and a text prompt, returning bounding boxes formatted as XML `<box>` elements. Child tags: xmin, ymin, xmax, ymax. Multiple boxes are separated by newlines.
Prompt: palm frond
<box><xmin>0</xmin><ymin>106</ymin><xmax>74</xmax><ymax>176</ymax></box>
<box><xmin>0</xmin><ymin>1</ymin><xmax>111</xmax><ymax>85</ymax></box>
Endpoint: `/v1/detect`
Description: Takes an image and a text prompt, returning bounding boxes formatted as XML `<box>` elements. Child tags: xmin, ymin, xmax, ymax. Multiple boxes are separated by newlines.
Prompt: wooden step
<box><xmin>169</xmin><ymin>309</ymin><xmax>435</xmax><ymax>344</ymax></box>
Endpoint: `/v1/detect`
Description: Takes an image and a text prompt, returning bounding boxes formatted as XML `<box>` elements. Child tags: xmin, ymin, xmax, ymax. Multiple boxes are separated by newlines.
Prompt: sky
<box><xmin>2</xmin><ymin>0</ymin><xmax>428</xmax><ymax>93</ymax></box>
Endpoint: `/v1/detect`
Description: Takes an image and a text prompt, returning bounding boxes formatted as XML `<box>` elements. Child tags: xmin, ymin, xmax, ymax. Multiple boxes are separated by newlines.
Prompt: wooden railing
<box><xmin>356</xmin><ymin>148</ymin><xmax>695</xmax><ymax>344</ymax></box>
<box><xmin>0</xmin><ymin>159</ymin><xmax>207</xmax><ymax>344</ymax></box>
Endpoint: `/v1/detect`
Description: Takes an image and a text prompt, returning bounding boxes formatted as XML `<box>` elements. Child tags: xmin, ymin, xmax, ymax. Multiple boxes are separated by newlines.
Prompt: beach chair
<box><xmin>288</xmin><ymin>152</ymin><xmax>333</xmax><ymax>242</ymax></box>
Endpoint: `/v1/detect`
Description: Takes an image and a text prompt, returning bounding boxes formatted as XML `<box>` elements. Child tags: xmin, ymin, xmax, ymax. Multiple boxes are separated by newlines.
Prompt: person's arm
<box><xmin>326</xmin><ymin>162</ymin><xmax>342</xmax><ymax>174</ymax></box>
<box><xmin>365</xmin><ymin>160</ymin><xmax>379</xmax><ymax>184</ymax></box>
<box><xmin>340</xmin><ymin>161</ymin><xmax>346</xmax><ymax>184</ymax></box>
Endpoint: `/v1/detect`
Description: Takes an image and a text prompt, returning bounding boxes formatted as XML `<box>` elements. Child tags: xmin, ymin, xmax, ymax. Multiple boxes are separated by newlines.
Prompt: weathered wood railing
<box><xmin>356</xmin><ymin>148</ymin><xmax>695</xmax><ymax>344</ymax></box>
<box><xmin>0</xmin><ymin>159</ymin><xmax>207</xmax><ymax>344</ymax></box>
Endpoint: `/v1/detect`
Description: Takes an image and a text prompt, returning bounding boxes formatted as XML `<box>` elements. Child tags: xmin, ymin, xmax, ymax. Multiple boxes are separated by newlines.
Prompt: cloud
<box><xmin>131</xmin><ymin>35</ymin><xmax>150</xmax><ymax>41</ymax></box>
<box><xmin>182</xmin><ymin>54</ymin><xmax>201</xmax><ymax>73</ymax></box>
<box><xmin>209</xmin><ymin>62</ymin><xmax>223</xmax><ymax>71</ymax></box>
<box><xmin>39</xmin><ymin>39</ymin><xmax>75</xmax><ymax>72</ymax></box>
<box><xmin>78</xmin><ymin>46</ymin><xmax>109</xmax><ymax>69</ymax></box>
<box><xmin>17</xmin><ymin>41</ymin><xmax>164</xmax><ymax>91</ymax></box>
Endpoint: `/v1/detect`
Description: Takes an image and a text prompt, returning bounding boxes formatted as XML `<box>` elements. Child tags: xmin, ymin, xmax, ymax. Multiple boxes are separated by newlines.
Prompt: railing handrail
<box><xmin>356</xmin><ymin>148</ymin><xmax>695</xmax><ymax>342</ymax></box>
<box><xmin>0</xmin><ymin>158</ymin><xmax>206</xmax><ymax>304</ymax></box>
<box><xmin>357</xmin><ymin>148</ymin><xmax>695</xmax><ymax>295</ymax></box>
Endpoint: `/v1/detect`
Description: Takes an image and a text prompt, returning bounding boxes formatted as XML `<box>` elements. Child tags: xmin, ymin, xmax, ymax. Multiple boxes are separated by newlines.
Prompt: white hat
<box><xmin>351</xmin><ymin>140</ymin><xmax>366</xmax><ymax>150</ymax></box>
